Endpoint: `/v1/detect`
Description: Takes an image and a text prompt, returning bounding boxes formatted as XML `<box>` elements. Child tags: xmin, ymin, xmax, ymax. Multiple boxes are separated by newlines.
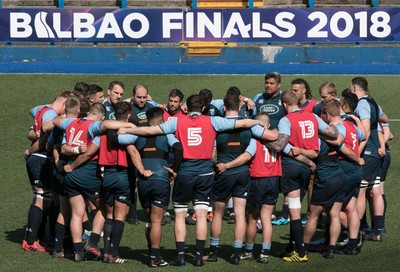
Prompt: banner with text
<box><xmin>1</xmin><ymin>8</ymin><xmax>400</xmax><ymax>42</ymax></box>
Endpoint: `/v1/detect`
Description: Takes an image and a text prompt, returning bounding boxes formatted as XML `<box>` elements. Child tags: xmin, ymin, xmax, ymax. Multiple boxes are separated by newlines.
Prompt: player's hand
<box><xmin>246</xmin><ymin>99</ymin><xmax>255</xmax><ymax>110</ymax></box>
<box><xmin>181</xmin><ymin>105</ymin><xmax>188</xmax><ymax>114</ymax></box>
<box><xmin>118</xmin><ymin>127</ymin><xmax>127</xmax><ymax>134</ymax></box>
<box><xmin>358</xmin><ymin>157</ymin><xmax>365</xmax><ymax>166</ymax></box>
<box><xmin>78</xmin><ymin>143</ymin><xmax>87</xmax><ymax>153</ymax></box>
<box><xmin>291</xmin><ymin>147</ymin><xmax>302</xmax><ymax>156</ymax></box>
<box><xmin>64</xmin><ymin>164</ymin><xmax>73</xmax><ymax>173</ymax></box>
<box><xmin>147</xmin><ymin>95</ymin><xmax>152</xmax><ymax>101</ymax></box>
<box><xmin>23</xmin><ymin>149</ymin><xmax>30</xmax><ymax>160</ymax></box>
<box><xmin>36</xmin><ymin>130</ymin><xmax>41</xmax><ymax>138</ymax></box>
<box><xmin>215</xmin><ymin>163</ymin><xmax>228</xmax><ymax>175</ymax></box>
<box><xmin>378</xmin><ymin>148</ymin><xmax>386</xmax><ymax>157</ymax></box>
<box><xmin>56</xmin><ymin>160</ymin><xmax>66</xmax><ymax>173</ymax></box>
<box><xmin>163</xmin><ymin>166</ymin><xmax>177</xmax><ymax>183</ymax></box>
<box><xmin>309</xmin><ymin>161</ymin><xmax>316</xmax><ymax>172</ymax></box>
<box><xmin>141</xmin><ymin>169</ymin><xmax>154</xmax><ymax>178</ymax></box>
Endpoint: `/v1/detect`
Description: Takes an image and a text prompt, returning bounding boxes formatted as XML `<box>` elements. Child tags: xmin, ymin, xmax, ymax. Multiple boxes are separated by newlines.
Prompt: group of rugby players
<box><xmin>22</xmin><ymin>72</ymin><xmax>392</xmax><ymax>267</ymax></box>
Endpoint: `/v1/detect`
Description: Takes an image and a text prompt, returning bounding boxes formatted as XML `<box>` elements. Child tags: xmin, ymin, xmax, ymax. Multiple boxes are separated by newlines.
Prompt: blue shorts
<box><xmin>213</xmin><ymin>171</ymin><xmax>250</xmax><ymax>201</ymax></box>
<box><xmin>280</xmin><ymin>164</ymin><xmax>311</xmax><ymax>195</ymax></box>
<box><xmin>64</xmin><ymin>161</ymin><xmax>102</xmax><ymax>200</ymax></box>
<box><xmin>172</xmin><ymin>174</ymin><xmax>213</xmax><ymax>206</ymax></box>
<box><xmin>102</xmin><ymin>166</ymin><xmax>131</xmax><ymax>205</ymax></box>
<box><xmin>247</xmin><ymin>176</ymin><xmax>279</xmax><ymax>208</ymax></box>
<box><xmin>26</xmin><ymin>154</ymin><xmax>52</xmax><ymax>189</ymax></box>
<box><xmin>311</xmin><ymin>174</ymin><xmax>344</xmax><ymax>209</ymax></box>
<box><xmin>138</xmin><ymin>178</ymin><xmax>170</xmax><ymax>209</ymax></box>
<box><xmin>362</xmin><ymin>155</ymin><xmax>383</xmax><ymax>182</ymax></box>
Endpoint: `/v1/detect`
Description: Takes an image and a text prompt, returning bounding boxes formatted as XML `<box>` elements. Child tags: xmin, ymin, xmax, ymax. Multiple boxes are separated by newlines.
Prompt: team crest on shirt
<box><xmin>258</xmin><ymin>99</ymin><xmax>264</xmax><ymax>103</ymax></box>
<box><xmin>109</xmin><ymin>112</ymin><xmax>116</xmax><ymax>120</ymax></box>
<box><xmin>260</xmin><ymin>104</ymin><xmax>279</xmax><ymax>115</ymax></box>
<box><xmin>137</xmin><ymin>112</ymin><xmax>147</xmax><ymax>120</ymax></box>
<box><xmin>209</xmin><ymin>109</ymin><xmax>215</xmax><ymax>115</ymax></box>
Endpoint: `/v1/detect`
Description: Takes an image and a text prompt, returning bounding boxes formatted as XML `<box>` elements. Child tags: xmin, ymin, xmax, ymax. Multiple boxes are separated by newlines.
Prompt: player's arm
<box><xmin>212</xmin><ymin>146</ymin><xmax>217</xmax><ymax>166</ymax></box>
<box><xmin>28</xmin><ymin>132</ymin><xmax>50</xmax><ymax>155</ymax></box>
<box><xmin>24</xmin><ymin>140</ymin><xmax>39</xmax><ymax>159</ymax></box>
<box><xmin>164</xmin><ymin>137</ymin><xmax>184</xmax><ymax>182</ymax></box>
<box><xmin>358</xmin><ymin>118</ymin><xmax>370</xmax><ymax>154</ymax></box>
<box><xmin>52</xmin><ymin>116</ymin><xmax>64</xmax><ymax>129</ymax></box>
<box><xmin>215</xmin><ymin>138</ymin><xmax>256</xmax><ymax>174</ymax></box>
<box><xmin>243</xmin><ymin>97</ymin><xmax>255</xmax><ymax>110</ymax></box>
<box><xmin>283</xmin><ymin>143</ymin><xmax>316</xmax><ymax>171</ymax></box>
<box><xmin>252</xmin><ymin>126</ymin><xmax>279</xmax><ymax>141</ymax></box>
<box><xmin>234</xmin><ymin>118</ymin><xmax>264</xmax><ymax>129</ymax></box>
<box><xmin>262</xmin><ymin>117</ymin><xmax>290</xmax><ymax>152</ymax></box>
<box><xmin>290</xmin><ymin>146</ymin><xmax>318</xmax><ymax>159</ymax></box>
<box><xmin>119</xmin><ymin>125</ymin><xmax>164</xmax><ymax>136</ymax></box>
<box><xmin>347</xmin><ymin>114</ymin><xmax>366</xmax><ymax>139</ymax></box>
<box><xmin>61</xmin><ymin>143</ymin><xmax>87</xmax><ymax>156</ymax></box>
<box><xmin>27</xmin><ymin>126</ymin><xmax>38</xmax><ymax>141</ymax></box>
<box><xmin>315</xmin><ymin>115</ymin><xmax>339</xmax><ymax>140</ymax></box>
<box><xmin>170</xmin><ymin>142</ymin><xmax>183</xmax><ymax>174</ymax></box>
<box><xmin>382</xmin><ymin>125</ymin><xmax>392</xmax><ymax>143</ymax></box>
<box><xmin>42</xmin><ymin>120</ymin><xmax>54</xmax><ymax>133</ymax></box>
<box><xmin>382</xmin><ymin>124</ymin><xmax>393</xmax><ymax>149</ymax></box>
<box><xmin>320</xmin><ymin>123</ymin><xmax>344</xmax><ymax>146</ymax></box>
<box><xmin>377</xmin><ymin>130</ymin><xmax>386</xmax><ymax>157</ymax></box>
<box><xmin>339</xmin><ymin>144</ymin><xmax>362</xmax><ymax>165</ymax></box>
<box><xmin>215</xmin><ymin>153</ymin><xmax>253</xmax><ymax>175</ymax></box>
<box><xmin>126</xmin><ymin>145</ymin><xmax>153</xmax><ymax>177</ymax></box>
<box><xmin>379</xmin><ymin>111</ymin><xmax>389</xmax><ymax>123</ymax></box>
<box><xmin>264</xmin><ymin>133</ymin><xmax>289</xmax><ymax>153</ymax></box>
<box><xmin>64</xmin><ymin>142</ymin><xmax>99</xmax><ymax>173</ymax></box>
<box><xmin>99</xmin><ymin>120</ymin><xmax>134</xmax><ymax>133</ymax></box>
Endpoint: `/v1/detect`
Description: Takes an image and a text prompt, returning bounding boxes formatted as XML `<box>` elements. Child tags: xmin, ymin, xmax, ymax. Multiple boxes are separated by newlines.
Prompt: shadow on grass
<box><xmin>119</xmin><ymin>244</ymin><xmax>215</xmax><ymax>266</ymax></box>
<box><xmin>120</xmin><ymin>243</ymin><xmax>268</xmax><ymax>266</ymax></box>
<box><xmin>4</xmin><ymin>227</ymin><xmax>25</xmax><ymax>244</ymax></box>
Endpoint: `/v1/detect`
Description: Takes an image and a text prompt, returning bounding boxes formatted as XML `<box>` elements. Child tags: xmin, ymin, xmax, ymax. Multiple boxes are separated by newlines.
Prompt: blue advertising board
<box><xmin>1</xmin><ymin>8</ymin><xmax>399</xmax><ymax>42</ymax></box>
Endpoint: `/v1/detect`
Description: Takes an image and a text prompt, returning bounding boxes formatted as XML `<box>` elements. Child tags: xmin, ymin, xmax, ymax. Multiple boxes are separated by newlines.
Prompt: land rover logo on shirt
<box><xmin>137</xmin><ymin>112</ymin><xmax>147</xmax><ymax>120</ymax></box>
<box><xmin>260</xmin><ymin>104</ymin><xmax>279</xmax><ymax>115</ymax></box>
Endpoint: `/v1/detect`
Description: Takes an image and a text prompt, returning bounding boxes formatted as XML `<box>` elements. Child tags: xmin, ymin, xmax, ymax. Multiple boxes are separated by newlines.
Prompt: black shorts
<box><xmin>138</xmin><ymin>179</ymin><xmax>170</xmax><ymax>209</ymax></box>
<box><xmin>247</xmin><ymin>177</ymin><xmax>279</xmax><ymax>208</ymax></box>
<box><xmin>172</xmin><ymin>174</ymin><xmax>213</xmax><ymax>206</ymax></box>
<box><xmin>377</xmin><ymin>151</ymin><xmax>391</xmax><ymax>181</ymax></box>
<box><xmin>280</xmin><ymin>164</ymin><xmax>311</xmax><ymax>195</ymax></box>
<box><xmin>102</xmin><ymin>166</ymin><xmax>131</xmax><ymax>205</ymax></box>
<box><xmin>311</xmin><ymin>174</ymin><xmax>344</xmax><ymax>209</ymax></box>
<box><xmin>64</xmin><ymin>161</ymin><xmax>102</xmax><ymax>200</ymax></box>
<box><xmin>362</xmin><ymin>155</ymin><xmax>383</xmax><ymax>182</ymax></box>
<box><xmin>213</xmin><ymin>171</ymin><xmax>250</xmax><ymax>201</ymax></box>
<box><xmin>26</xmin><ymin>154</ymin><xmax>52</xmax><ymax>189</ymax></box>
